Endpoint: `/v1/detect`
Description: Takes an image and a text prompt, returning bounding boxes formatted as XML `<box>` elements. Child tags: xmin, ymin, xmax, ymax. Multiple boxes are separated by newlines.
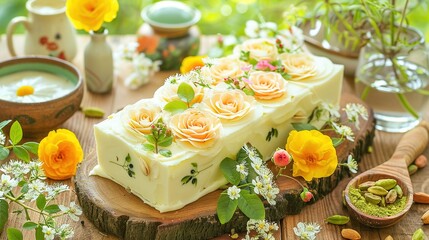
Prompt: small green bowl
<box><xmin>141</xmin><ymin>1</ymin><xmax>201</xmax><ymax>37</ymax></box>
<box><xmin>0</xmin><ymin>56</ymin><xmax>83</xmax><ymax>137</ymax></box>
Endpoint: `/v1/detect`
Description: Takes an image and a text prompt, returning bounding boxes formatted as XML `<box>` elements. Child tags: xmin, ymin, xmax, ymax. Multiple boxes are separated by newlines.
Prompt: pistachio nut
<box><xmin>408</xmin><ymin>164</ymin><xmax>418</xmax><ymax>175</ymax></box>
<box><xmin>380</xmin><ymin>196</ymin><xmax>386</xmax><ymax>207</ymax></box>
<box><xmin>394</xmin><ymin>185</ymin><xmax>403</xmax><ymax>199</ymax></box>
<box><xmin>411</xmin><ymin>228</ymin><xmax>426</xmax><ymax>240</ymax></box>
<box><xmin>368</xmin><ymin>186</ymin><xmax>388</xmax><ymax>196</ymax></box>
<box><xmin>365</xmin><ymin>192</ymin><xmax>382</xmax><ymax>205</ymax></box>
<box><xmin>81</xmin><ymin>107</ymin><xmax>105</xmax><ymax>118</ymax></box>
<box><xmin>325</xmin><ymin>214</ymin><xmax>350</xmax><ymax>225</ymax></box>
<box><xmin>375</xmin><ymin>179</ymin><xmax>397</xmax><ymax>190</ymax></box>
<box><xmin>386</xmin><ymin>189</ymin><xmax>398</xmax><ymax>204</ymax></box>
<box><xmin>358</xmin><ymin>181</ymin><xmax>376</xmax><ymax>191</ymax></box>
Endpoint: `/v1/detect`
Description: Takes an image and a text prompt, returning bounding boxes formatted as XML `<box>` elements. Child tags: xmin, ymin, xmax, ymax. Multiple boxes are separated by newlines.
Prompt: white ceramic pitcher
<box><xmin>6</xmin><ymin>0</ymin><xmax>77</xmax><ymax>61</ymax></box>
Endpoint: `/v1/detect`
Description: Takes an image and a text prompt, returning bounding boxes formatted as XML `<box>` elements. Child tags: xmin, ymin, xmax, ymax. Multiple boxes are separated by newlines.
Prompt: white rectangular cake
<box><xmin>90</xmin><ymin>38</ymin><xmax>343</xmax><ymax>212</ymax></box>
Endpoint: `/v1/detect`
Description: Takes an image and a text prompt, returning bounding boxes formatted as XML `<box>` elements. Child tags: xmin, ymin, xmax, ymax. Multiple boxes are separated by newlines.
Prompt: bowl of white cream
<box><xmin>0</xmin><ymin>56</ymin><xmax>83</xmax><ymax>136</ymax></box>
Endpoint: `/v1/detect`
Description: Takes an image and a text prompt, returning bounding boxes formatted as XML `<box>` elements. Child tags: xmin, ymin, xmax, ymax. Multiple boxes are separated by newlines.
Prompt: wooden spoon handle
<box><xmin>390</xmin><ymin>121</ymin><xmax>429</xmax><ymax>166</ymax></box>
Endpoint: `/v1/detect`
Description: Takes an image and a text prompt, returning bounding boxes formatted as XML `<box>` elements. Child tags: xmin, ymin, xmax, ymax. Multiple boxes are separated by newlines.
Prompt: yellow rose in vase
<box><xmin>66</xmin><ymin>0</ymin><xmax>119</xmax><ymax>32</ymax></box>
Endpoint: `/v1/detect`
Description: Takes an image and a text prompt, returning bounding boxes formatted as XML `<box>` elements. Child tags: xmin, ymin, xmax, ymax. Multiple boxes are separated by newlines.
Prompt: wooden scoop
<box><xmin>344</xmin><ymin>121</ymin><xmax>429</xmax><ymax>228</ymax></box>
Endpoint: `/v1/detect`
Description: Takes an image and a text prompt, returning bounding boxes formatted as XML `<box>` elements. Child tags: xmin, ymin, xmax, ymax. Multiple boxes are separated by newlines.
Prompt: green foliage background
<box><xmin>0</xmin><ymin>0</ymin><xmax>428</xmax><ymax>39</ymax></box>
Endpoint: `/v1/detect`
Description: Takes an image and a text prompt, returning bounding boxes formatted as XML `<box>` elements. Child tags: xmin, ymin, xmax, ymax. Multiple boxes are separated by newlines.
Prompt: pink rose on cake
<box><xmin>170</xmin><ymin>108</ymin><xmax>222</xmax><ymax>149</ymax></box>
<box><xmin>154</xmin><ymin>76</ymin><xmax>205</xmax><ymax>106</ymax></box>
<box><xmin>200</xmin><ymin>57</ymin><xmax>247</xmax><ymax>85</ymax></box>
<box><xmin>280</xmin><ymin>53</ymin><xmax>318</xmax><ymax>81</ymax></box>
<box><xmin>234</xmin><ymin>38</ymin><xmax>278</xmax><ymax>62</ymax></box>
<box><xmin>122</xmin><ymin>99</ymin><xmax>162</xmax><ymax>138</ymax></box>
<box><xmin>203</xmin><ymin>89</ymin><xmax>255</xmax><ymax>122</ymax></box>
<box><xmin>247</xmin><ymin>71</ymin><xmax>287</xmax><ymax>101</ymax></box>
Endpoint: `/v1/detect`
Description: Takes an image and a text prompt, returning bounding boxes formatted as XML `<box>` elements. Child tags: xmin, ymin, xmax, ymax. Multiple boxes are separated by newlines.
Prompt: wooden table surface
<box><xmin>1</xmin><ymin>35</ymin><xmax>429</xmax><ymax>240</ymax></box>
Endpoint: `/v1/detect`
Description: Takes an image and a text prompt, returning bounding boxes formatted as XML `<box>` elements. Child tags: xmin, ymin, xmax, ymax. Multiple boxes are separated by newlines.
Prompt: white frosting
<box><xmin>91</xmin><ymin>56</ymin><xmax>344</xmax><ymax>212</ymax></box>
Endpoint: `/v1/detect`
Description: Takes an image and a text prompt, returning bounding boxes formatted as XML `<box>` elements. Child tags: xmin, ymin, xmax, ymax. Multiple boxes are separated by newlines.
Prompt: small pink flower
<box><xmin>300</xmin><ymin>188</ymin><xmax>313</xmax><ymax>202</ymax></box>
<box><xmin>241</xmin><ymin>65</ymin><xmax>252</xmax><ymax>72</ymax></box>
<box><xmin>272</xmin><ymin>148</ymin><xmax>291</xmax><ymax>167</ymax></box>
<box><xmin>256</xmin><ymin>60</ymin><xmax>277</xmax><ymax>71</ymax></box>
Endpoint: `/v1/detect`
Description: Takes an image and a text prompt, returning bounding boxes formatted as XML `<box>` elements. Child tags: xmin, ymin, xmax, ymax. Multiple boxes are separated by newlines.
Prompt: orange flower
<box><xmin>286</xmin><ymin>130</ymin><xmax>337</xmax><ymax>181</ymax></box>
<box><xmin>137</xmin><ymin>35</ymin><xmax>160</xmax><ymax>54</ymax></box>
<box><xmin>38</xmin><ymin>129</ymin><xmax>84</xmax><ymax>180</ymax></box>
<box><xmin>180</xmin><ymin>56</ymin><xmax>205</xmax><ymax>73</ymax></box>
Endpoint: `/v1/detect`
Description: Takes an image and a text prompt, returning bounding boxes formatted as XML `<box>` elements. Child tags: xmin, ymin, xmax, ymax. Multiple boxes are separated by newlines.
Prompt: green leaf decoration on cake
<box><xmin>142</xmin><ymin>118</ymin><xmax>173</xmax><ymax>156</ymax></box>
<box><xmin>109</xmin><ymin>154</ymin><xmax>136</xmax><ymax>178</ymax></box>
<box><xmin>291</xmin><ymin>122</ymin><xmax>318</xmax><ymax>131</ymax></box>
<box><xmin>181</xmin><ymin>162</ymin><xmax>212</xmax><ymax>186</ymax></box>
<box><xmin>265</xmin><ymin>128</ymin><xmax>279</xmax><ymax>142</ymax></box>
<box><xmin>164</xmin><ymin>82</ymin><xmax>196</xmax><ymax>114</ymax></box>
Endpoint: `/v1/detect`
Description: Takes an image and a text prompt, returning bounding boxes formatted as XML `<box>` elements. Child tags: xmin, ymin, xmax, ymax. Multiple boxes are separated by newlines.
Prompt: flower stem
<box><xmin>277</xmin><ymin>173</ymin><xmax>307</xmax><ymax>190</ymax></box>
<box><xmin>397</xmin><ymin>93</ymin><xmax>419</xmax><ymax>118</ymax></box>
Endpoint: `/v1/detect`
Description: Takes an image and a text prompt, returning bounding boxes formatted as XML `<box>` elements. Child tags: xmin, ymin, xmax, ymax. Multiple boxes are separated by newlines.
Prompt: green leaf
<box><xmin>12</xmin><ymin>146</ymin><xmax>30</xmax><ymax>163</ymax></box>
<box><xmin>177</xmin><ymin>82</ymin><xmax>195</xmax><ymax>103</ymax></box>
<box><xmin>125</xmin><ymin>153</ymin><xmax>132</xmax><ymax>162</ymax></box>
<box><xmin>0</xmin><ymin>199</ymin><xmax>9</xmax><ymax>233</ymax></box>
<box><xmin>0</xmin><ymin>120</ymin><xmax>11</xmax><ymax>130</ymax></box>
<box><xmin>44</xmin><ymin>204</ymin><xmax>61</xmax><ymax>214</ymax></box>
<box><xmin>159</xmin><ymin>149</ymin><xmax>172</xmax><ymax>157</ymax></box>
<box><xmin>291</xmin><ymin>122</ymin><xmax>317</xmax><ymax>131</ymax></box>
<box><xmin>164</xmin><ymin>100</ymin><xmax>188</xmax><ymax>114</ymax></box>
<box><xmin>0</xmin><ymin>147</ymin><xmax>10</xmax><ymax>161</ymax></box>
<box><xmin>191</xmin><ymin>162</ymin><xmax>198</xmax><ymax>168</ymax></box>
<box><xmin>220</xmin><ymin>158</ymin><xmax>241</xmax><ymax>185</ymax></box>
<box><xmin>9</xmin><ymin>121</ymin><xmax>23</xmax><ymax>145</ymax></box>
<box><xmin>35</xmin><ymin>226</ymin><xmax>43</xmax><ymax>240</ymax></box>
<box><xmin>181</xmin><ymin>175</ymin><xmax>192</xmax><ymax>185</ymax></box>
<box><xmin>7</xmin><ymin>228</ymin><xmax>23</xmax><ymax>240</ymax></box>
<box><xmin>332</xmin><ymin>137</ymin><xmax>344</xmax><ymax>147</ymax></box>
<box><xmin>242</xmin><ymin>88</ymin><xmax>255</xmax><ymax>96</ymax></box>
<box><xmin>217</xmin><ymin>192</ymin><xmax>238</xmax><ymax>224</ymax></box>
<box><xmin>22</xmin><ymin>142</ymin><xmax>39</xmax><ymax>155</ymax></box>
<box><xmin>20</xmin><ymin>183</ymin><xmax>29</xmax><ymax>194</ymax></box>
<box><xmin>237</xmin><ymin>190</ymin><xmax>265</xmax><ymax>220</ymax></box>
<box><xmin>144</xmin><ymin>134</ymin><xmax>156</xmax><ymax>144</ymax></box>
<box><xmin>36</xmin><ymin>194</ymin><xmax>46</xmax><ymax>211</ymax></box>
<box><xmin>142</xmin><ymin>143</ymin><xmax>155</xmax><ymax>152</ymax></box>
<box><xmin>22</xmin><ymin>222</ymin><xmax>38</xmax><ymax>230</ymax></box>
<box><xmin>157</xmin><ymin>136</ymin><xmax>173</xmax><ymax>147</ymax></box>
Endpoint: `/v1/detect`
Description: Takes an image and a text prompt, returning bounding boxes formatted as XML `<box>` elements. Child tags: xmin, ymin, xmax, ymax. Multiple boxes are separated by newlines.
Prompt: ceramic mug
<box><xmin>6</xmin><ymin>0</ymin><xmax>77</xmax><ymax>61</ymax></box>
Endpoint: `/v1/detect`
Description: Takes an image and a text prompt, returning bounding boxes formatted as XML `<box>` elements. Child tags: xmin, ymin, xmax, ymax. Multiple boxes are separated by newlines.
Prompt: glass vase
<box><xmin>84</xmin><ymin>29</ymin><xmax>113</xmax><ymax>94</ymax></box>
<box><xmin>354</xmin><ymin>27</ymin><xmax>429</xmax><ymax>132</ymax></box>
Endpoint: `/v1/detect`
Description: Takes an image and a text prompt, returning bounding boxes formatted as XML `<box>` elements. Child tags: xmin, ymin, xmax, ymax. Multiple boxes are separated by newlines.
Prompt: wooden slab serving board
<box><xmin>74</xmin><ymin>93</ymin><xmax>375</xmax><ymax>240</ymax></box>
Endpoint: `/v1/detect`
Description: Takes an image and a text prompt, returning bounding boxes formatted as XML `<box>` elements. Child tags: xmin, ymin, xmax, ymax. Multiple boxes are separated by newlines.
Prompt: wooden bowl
<box><xmin>344</xmin><ymin>173</ymin><xmax>413</xmax><ymax>228</ymax></box>
<box><xmin>0</xmin><ymin>56</ymin><xmax>83</xmax><ymax>137</ymax></box>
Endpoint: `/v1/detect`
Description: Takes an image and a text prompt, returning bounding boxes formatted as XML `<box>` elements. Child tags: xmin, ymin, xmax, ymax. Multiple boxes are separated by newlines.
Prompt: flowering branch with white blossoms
<box><xmin>114</xmin><ymin>42</ymin><xmax>162</xmax><ymax>90</ymax></box>
<box><xmin>293</xmin><ymin>222</ymin><xmax>322</xmax><ymax>240</ymax></box>
<box><xmin>0</xmin><ymin>160</ymin><xmax>82</xmax><ymax>240</ymax></box>
<box><xmin>217</xmin><ymin>143</ymin><xmax>280</xmax><ymax>225</ymax></box>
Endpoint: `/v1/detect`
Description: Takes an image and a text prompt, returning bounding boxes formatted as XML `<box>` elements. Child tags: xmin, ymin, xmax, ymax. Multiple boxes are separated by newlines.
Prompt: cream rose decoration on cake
<box><xmin>170</xmin><ymin>108</ymin><xmax>222</xmax><ymax>149</ymax></box>
<box><xmin>247</xmin><ymin>71</ymin><xmax>287</xmax><ymax>101</ymax></box>
<box><xmin>280</xmin><ymin>53</ymin><xmax>318</xmax><ymax>81</ymax></box>
<box><xmin>201</xmin><ymin>57</ymin><xmax>246</xmax><ymax>85</ymax></box>
<box><xmin>235</xmin><ymin>38</ymin><xmax>278</xmax><ymax>62</ymax></box>
<box><xmin>122</xmin><ymin>100</ymin><xmax>161</xmax><ymax>138</ymax></box>
<box><xmin>204</xmin><ymin>89</ymin><xmax>255</xmax><ymax>122</ymax></box>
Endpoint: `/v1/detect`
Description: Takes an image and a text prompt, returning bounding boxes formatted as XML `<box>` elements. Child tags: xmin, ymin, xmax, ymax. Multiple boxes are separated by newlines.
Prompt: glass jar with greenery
<box><xmin>353</xmin><ymin>0</ymin><xmax>429</xmax><ymax>132</ymax></box>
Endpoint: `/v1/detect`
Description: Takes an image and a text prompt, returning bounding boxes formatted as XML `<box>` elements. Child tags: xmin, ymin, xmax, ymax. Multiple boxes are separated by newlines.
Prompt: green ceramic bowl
<box><xmin>0</xmin><ymin>56</ymin><xmax>83</xmax><ymax>137</ymax></box>
<box><xmin>141</xmin><ymin>1</ymin><xmax>201</xmax><ymax>37</ymax></box>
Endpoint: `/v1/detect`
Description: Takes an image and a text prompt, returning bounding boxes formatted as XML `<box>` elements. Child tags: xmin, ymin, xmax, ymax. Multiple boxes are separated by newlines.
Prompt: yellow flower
<box><xmin>38</xmin><ymin>129</ymin><xmax>84</xmax><ymax>180</ymax></box>
<box><xmin>66</xmin><ymin>0</ymin><xmax>119</xmax><ymax>32</ymax></box>
<box><xmin>286</xmin><ymin>130</ymin><xmax>337</xmax><ymax>181</ymax></box>
<box><xmin>180</xmin><ymin>56</ymin><xmax>205</xmax><ymax>74</ymax></box>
